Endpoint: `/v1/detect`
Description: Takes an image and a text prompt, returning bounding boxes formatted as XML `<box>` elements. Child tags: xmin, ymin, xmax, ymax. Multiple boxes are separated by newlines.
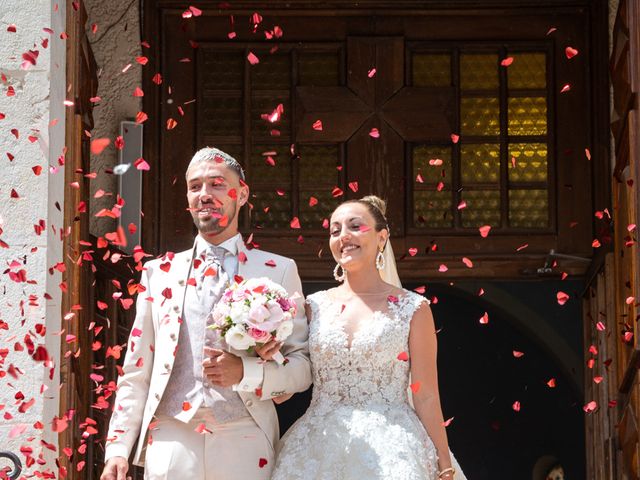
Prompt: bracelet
<box><xmin>438</xmin><ymin>467</ymin><xmax>456</xmax><ymax>478</ymax></box>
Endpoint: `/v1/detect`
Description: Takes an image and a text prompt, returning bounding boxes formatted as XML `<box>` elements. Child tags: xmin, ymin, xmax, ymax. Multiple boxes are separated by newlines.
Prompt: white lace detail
<box><xmin>272</xmin><ymin>289</ymin><xmax>467</xmax><ymax>480</ymax></box>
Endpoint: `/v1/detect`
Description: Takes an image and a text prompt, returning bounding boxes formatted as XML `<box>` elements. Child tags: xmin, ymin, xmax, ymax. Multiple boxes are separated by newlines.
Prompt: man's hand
<box><xmin>100</xmin><ymin>456</ymin><xmax>130</xmax><ymax>480</ymax></box>
<box><xmin>203</xmin><ymin>347</ymin><xmax>244</xmax><ymax>387</ymax></box>
<box><xmin>255</xmin><ymin>339</ymin><xmax>283</xmax><ymax>361</ymax></box>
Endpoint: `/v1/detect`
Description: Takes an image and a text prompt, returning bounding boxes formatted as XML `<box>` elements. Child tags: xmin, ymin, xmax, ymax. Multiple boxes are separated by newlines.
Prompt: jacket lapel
<box><xmin>158</xmin><ymin>246</ymin><xmax>194</xmax><ymax>347</ymax></box>
<box><xmin>236</xmin><ymin>236</ymin><xmax>253</xmax><ymax>281</ymax></box>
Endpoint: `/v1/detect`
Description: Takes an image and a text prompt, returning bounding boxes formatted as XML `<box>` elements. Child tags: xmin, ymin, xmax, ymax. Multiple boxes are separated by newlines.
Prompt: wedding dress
<box><xmin>271</xmin><ymin>289</ymin><xmax>467</xmax><ymax>480</ymax></box>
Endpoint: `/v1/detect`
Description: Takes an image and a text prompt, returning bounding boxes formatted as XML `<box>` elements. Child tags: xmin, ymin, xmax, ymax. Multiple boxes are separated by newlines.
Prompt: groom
<box><xmin>100</xmin><ymin>147</ymin><xmax>312</xmax><ymax>480</ymax></box>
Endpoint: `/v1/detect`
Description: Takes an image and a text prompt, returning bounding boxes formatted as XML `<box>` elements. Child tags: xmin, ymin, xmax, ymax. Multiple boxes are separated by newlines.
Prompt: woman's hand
<box><xmin>255</xmin><ymin>339</ymin><xmax>283</xmax><ymax>361</ymax></box>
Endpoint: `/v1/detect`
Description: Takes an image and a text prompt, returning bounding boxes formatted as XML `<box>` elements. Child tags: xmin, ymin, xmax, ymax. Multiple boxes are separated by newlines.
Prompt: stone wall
<box><xmin>0</xmin><ymin>0</ymin><xmax>66</xmax><ymax>474</ymax></box>
<box><xmin>85</xmin><ymin>0</ymin><xmax>142</xmax><ymax>238</ymax></box>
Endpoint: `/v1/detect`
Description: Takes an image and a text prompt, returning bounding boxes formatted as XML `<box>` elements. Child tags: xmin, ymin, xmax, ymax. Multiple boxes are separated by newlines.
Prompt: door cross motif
<box><xmin>295</xmin><ymin>37</ymin><xmax>455</xmax><ymax>233</ymax></box>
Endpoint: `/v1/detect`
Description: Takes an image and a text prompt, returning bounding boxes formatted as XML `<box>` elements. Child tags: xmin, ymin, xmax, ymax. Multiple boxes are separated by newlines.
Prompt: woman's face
<box><xmin>329</xmin><ymin>202</ymin><xmax>388</xmax><ymax>273</ymax></box>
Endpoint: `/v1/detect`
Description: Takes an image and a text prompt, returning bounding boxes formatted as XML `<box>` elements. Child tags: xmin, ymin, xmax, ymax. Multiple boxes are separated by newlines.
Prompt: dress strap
<box><xmin>392</xmin><ymin>291</ymin><xmax>429</xmax><ymax>323</ymax></box>
<box><xmin>305</xmin><ymin>290</ymin><xmax>327</xmax><ymax>323</ymax></box>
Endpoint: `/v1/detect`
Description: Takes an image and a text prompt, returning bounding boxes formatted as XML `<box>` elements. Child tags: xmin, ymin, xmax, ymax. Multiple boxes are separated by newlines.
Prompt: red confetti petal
<box><xmin>450</xmin><ymin>133</ymin><xmax>459</xmax><ymax>143</ymax></box>
<box><xmin>560</xmin><ymin>83</ymin><xmax>571</xmax><ymax>93</ymax></box>
<box><xmin>565</xmin><ymin>46</ymin><xmax>579</xmax><ymax>59</ymax></box>
<box><xmin>512</xmin><ymin>401</ymin><xmax>521</xmax><ymax>412</ymax></box>
<box><xmin>135</xmin><ymin>111</ymin><xmax>148</xmax><ymax>124</ymax></box>
<box><xmin>312</xmin><ymin>119</ymin><xmax>323</xmax><ymax>131</ymax></box>
<box><xmin>408</xmin><ymin>248</ymin><xmax>418</xmax><ymax>257</ymax></box>
<box><xmin>331</xmin><ymin>186</ymin><xmax>343</xmax><ymax>198</ymax></box>
<box><xmin>290</xmin><ymin>217</ymin><xmax>301</xmax><ymax>229</ymax></box>
<box><xmin>397</xmin><ymin>351</ymin><xmax>409</xmax><ymax>361</ymax></box>
<box><xmin>348</xmin><ymin>182</ymin><xmax>359</xmax><ymax>193</ymax></box>
<box><xmin>166</xmin><ymin>118</ymin><xmax>177</xmax><ymax>130</ymax></box>
<box><xmin>369</xmin><ymin>127</ymin><xmax>380</xmax><ymax>138</ymax></box>
<box><xmin>410</xmin><ymin>382</ymin><xmax>421</xmax><ymax>393</ymax></box>
<box><xmin>133</xmin><ymin>87</ymin><xmax>144</xmax><ymax>97</ymax></box>
<box><xmin>479</xmin><ymin>312</ymin><xmax>489</xmax><ymax>324</ymax></box>
<box><xmin>547</xmin><ymin>378</ymin><xmax>556</xmax><ymax>388</ymax></box>
<box><xmin>501</xmin><ymin>57</ymin><xmax>514</xmax><ymax>66</ymax></box>
<box><xmin>90</xmin><ymin>138</ymin><xmax>110</xmax><ymax>155</ymax></box>
<box><xmin>309</xmin><ymin>196</ymin><xmax>318</xmax><ymax>207</ymax></box>
<box><xmin>556</xmin><ymin>291</ymin><xmax>569</xmax><ymax>305</ymax></box>
<box><xmin>583</xmin><ymin>400</ymin><xmax>597</xmax><ymax>413</ymax></box>
<box><xmin>259</xmin><ymin>458</ymin><xmax>269</xmax><ymax>468</ymax></box>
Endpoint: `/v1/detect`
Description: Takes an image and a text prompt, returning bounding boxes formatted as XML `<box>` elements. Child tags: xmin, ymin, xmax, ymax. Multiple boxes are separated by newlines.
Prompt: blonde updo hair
<box><xmin>335</xmin><ymin>195</ymin><xmax>389</xmax><ymax>233</ymax></box>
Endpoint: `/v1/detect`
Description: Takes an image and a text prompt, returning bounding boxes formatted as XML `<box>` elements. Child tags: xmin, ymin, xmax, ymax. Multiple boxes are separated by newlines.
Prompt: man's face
<box><xmin>186</xmin><ymin>161</ymin><xmax>249</xmax><ymax>239</ymax></box>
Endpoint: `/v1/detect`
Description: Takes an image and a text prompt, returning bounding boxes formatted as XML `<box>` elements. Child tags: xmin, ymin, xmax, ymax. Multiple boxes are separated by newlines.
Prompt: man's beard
<box><xmin>192</xmin><ymin>202</ymin><xmax>237</xmax><ymax>236</ymax></box>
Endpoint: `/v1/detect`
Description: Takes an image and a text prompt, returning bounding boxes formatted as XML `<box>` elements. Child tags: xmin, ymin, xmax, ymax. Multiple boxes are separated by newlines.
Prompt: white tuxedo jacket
<box><xmin>104</xmin><ymin>237</ymin><xmax>313</xmax><ymax>466</ymax></box>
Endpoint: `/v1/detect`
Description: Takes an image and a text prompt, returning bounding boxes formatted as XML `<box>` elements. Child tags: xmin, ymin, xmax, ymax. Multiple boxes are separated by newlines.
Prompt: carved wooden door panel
<box><xmin>143</xmin><ymin>6</ymin><xmax>601</xmax><ymax>280</ymax></box>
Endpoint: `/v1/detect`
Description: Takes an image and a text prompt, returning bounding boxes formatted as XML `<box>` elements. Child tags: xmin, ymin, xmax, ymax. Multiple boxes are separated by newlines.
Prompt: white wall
<box><xmin>0</xmin><ymin>0</ymin><xmax>65</xmax><ymax>474</ymax></box>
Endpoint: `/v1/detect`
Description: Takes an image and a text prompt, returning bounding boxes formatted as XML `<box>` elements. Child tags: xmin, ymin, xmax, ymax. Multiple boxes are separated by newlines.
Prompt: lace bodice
<box><xmin>271</xmin><ymin>288</ymin><xmax>468</xmax><ymax>480</ymax></box>
<box><xmin>306</xmin><ymin>289</ymin><xmax>427</xmax><ymax>412</ymax></box>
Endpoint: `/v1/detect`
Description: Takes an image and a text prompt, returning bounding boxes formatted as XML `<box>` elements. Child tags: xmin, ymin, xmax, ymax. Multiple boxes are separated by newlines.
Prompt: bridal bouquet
<box><xmin>208</xmin><ymin>277</ymin><xmax>296</xmax><ymax>365</ymax></box>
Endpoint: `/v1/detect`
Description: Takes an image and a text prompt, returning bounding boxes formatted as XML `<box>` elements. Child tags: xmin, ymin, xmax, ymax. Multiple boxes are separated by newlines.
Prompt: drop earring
<box><xmin>333</xmin><ymin>263</ymin><xmax>346</xmax><ymax>282</ymax></box>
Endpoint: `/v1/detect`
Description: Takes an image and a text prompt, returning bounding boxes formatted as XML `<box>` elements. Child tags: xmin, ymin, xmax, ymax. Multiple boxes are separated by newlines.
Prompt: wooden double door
<box><xmin>141</xmin><ymin>2</ymin><xmax>604</xmax><ymax>280</ymax></box>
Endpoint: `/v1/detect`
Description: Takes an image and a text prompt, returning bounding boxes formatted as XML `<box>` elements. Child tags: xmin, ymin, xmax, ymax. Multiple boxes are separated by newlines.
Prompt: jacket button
<box><xmin>173</xmin><ymin>305</ymin><xmax>180</xmax><ymax>312</ymax></box>
<box><xmin>245</xmin><ymin>400</ymin><xmax>253</xmax><ymax>407</ymax></box>
<box><xmin>155</xmin><ymin>393</ymin><xmax>160</xmax><ymax>400</ymax></box>
<box><xmin>164</xmin><ymin>363</ymin><xmax>171</xmax><ymax>370</ymax></box>
<box><xmin>170</xmin><ymin>333</ymin><xmax>177</xmax><ymax>341</ymax></box>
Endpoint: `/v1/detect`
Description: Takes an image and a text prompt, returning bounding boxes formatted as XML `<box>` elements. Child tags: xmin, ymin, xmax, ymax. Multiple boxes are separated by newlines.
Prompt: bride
<box><xmin>257</xmin><ymin>195</ymin><xmax>467</xmax><ymax>479</ymax></box>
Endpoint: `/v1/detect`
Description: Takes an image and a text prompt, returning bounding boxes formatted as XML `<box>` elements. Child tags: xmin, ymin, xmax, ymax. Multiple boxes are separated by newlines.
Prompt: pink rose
<box><xmin>248</xmin><ymin>328</ymin><xmax>272</xmax><ymax>343</ymax></box>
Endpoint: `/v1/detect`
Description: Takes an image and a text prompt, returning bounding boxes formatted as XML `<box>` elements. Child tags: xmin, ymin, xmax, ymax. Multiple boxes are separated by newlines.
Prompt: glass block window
<box><xmin>197</xmin><ymin>46</ymin><xmax>343</xmax><ymax>231</ymax></box>
<box><xmin>410</xmin><ymin>47</ymin><xmax>551</xmax><ymax>231</ymax></box>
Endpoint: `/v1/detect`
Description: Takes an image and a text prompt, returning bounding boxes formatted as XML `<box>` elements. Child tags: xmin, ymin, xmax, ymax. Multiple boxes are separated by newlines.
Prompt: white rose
<box><xmin>275</xmin><ymin>320</ymin><xmax>294</xmax><ymax>342</ymax></box>
<box><xmin>229</xmin><ymin>301</ymin><xmax>249</xmax><ymax>325</ymax></box>
<box><xmin>225</xmin><ymin>324</ymin><xmax>256</xmax><ymax>350</ymax></box>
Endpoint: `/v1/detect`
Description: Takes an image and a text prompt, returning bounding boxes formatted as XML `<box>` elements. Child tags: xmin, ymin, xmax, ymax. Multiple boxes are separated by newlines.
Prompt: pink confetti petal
<box><xmin>134</xmin><ymin>158</ymin><xmax>150</xmax><ymax>171</ymax></box>
<box><xmin>247</xmin><ymin>52</ymin><xmax>260</xmax><ymax>65</ymax></box>
<box><xmin>369</xmin><ymin>127</ymin><xmax>380</xmax><ymax>138</ymax></box>
<box><xmin>501</xmin><ymin>57</ymin><xmax>514</xmax><ymax>67</ymax></box>
<box><xmin>312</xmin><ymin>119</ymin><xmax>323</xmax><ymax>131</ymax></box>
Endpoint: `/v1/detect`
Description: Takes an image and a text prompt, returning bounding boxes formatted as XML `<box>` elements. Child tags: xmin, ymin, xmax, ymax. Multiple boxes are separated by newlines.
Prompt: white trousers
<box><xmin>144</xmin><ymin>410</ymin><xmax>274</xmax><ymax>480</ymax></box>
